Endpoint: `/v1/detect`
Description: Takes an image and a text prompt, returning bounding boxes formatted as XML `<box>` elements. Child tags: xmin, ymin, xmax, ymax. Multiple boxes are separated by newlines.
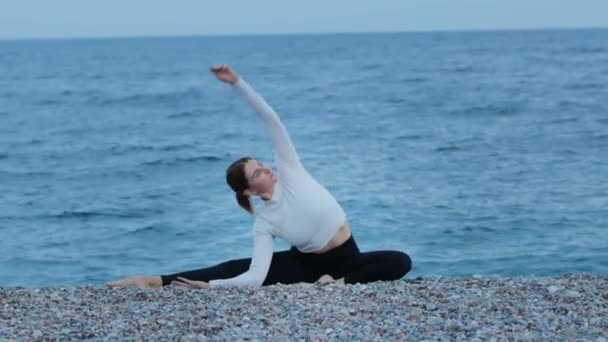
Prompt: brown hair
<box><xmin>226</xmin><ymin>156</ymin><xmax>254</xmax><ymax>214</ymax></box>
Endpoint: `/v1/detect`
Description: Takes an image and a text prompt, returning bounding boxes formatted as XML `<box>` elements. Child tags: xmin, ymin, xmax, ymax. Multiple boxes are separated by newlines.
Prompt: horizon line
<box><xmin>1</xmin><ymin>25</ymin><xmax>607</xmax><ymax>42</ymax></box>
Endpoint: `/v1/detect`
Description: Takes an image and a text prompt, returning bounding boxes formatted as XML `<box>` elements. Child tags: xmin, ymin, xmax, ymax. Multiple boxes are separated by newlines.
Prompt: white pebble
<box><xmin>564</xmin><ymin>290</ymin><xmax>581</xmax><ymax>298</ymax></box>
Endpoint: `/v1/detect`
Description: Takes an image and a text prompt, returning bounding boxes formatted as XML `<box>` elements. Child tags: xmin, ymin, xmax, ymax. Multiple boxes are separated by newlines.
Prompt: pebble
<box><xmin>564</xmin><ymin>290</ymin><xmax>581</xmax><ymax>298</ymax></box>
<box><xmin>0</xmin><ymin>274</ymin><xmax>606</xmax><ymax>340</ymax></box>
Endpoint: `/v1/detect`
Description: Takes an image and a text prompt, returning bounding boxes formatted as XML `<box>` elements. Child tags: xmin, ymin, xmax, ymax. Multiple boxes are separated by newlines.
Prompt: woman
<box><xmin>107</xmin><ymin>65</ymin><xmax>412</xmax><ymax>289</ymax></box>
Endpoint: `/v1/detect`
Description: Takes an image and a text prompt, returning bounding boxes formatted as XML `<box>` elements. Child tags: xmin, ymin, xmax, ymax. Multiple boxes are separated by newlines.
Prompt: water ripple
<box><xmin>140</xmin><ymin>155</ymin><xmax>223</xmax><ymax>167</ymax></box>
<box><xmin>2</xmin><ymin>30</ymin><xmax>608</xmax><ymax>286</ymax></box>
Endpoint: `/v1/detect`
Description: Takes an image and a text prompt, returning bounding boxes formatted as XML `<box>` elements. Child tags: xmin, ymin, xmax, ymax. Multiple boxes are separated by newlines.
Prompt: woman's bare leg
<box><xmin>106</xmin><ymin>275</ymin><xmax>162</xmax><ymax>289</ymax></box>
<box><xmin>106</xmin><ymin>248</ymin><xmax>331</xmax><ymax>289</ymax></box>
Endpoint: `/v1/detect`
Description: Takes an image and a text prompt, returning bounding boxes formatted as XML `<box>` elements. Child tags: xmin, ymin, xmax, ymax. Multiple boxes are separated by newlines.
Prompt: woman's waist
<box><xmin>289</xmin><ymin>222</ymin><xmax>357</xmax><ymax>258</ymax></box>
<box><xmin>287</xmin><ymin>220</ymin><xmax>350</xmax><ymax>253</ymax></box>
<box><xmin>312</xmin><ymin>222</ymin><xmax>352</xmax><ymax>254</ymax></box>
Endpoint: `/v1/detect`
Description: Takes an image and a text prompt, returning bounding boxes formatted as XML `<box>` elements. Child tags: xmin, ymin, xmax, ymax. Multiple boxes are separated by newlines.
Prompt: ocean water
<box><xmin>1</xmin><ymin>29</ymin><xmax>607</xmax><ymax>288</ymax></box>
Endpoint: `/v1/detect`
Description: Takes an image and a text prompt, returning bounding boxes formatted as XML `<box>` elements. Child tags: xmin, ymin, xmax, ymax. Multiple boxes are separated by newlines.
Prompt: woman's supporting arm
<box><xmin>208</xmin><ymin>226</ymin><xmax>274</xmax><ymax>288</ymax></box>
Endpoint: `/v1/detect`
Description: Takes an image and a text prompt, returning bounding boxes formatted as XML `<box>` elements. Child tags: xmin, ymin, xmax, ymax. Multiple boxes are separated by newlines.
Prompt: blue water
<box><xmin>1</xmin><ymin>29</ymin><xmax>607</xmax><ymax>288</ymax></box>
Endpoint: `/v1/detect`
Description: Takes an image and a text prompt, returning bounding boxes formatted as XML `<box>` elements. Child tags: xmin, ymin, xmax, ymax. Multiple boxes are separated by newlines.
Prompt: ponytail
<box><xmin>227</xmin><ymin>156</ymin><xmax>255</xmax><ymax>214</ymax></box>
<box><xmin>236</xmin><ymin>192</ymin><xmax>254</xmax><ymax>214</ymax></box>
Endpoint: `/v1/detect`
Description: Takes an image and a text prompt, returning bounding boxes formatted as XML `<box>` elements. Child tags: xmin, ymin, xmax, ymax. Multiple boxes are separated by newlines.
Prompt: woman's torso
<box><xmin>259</xmin><ymin>170</ymin><xmax>347</xmax><ymax>253</ymax></box>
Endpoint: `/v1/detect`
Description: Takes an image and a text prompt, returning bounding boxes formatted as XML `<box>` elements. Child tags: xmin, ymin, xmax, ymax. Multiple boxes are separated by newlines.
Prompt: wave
<box><xmin>591</xmin><ymin>133</ymin><xmax>608</xmax><ymax>141</ymax></box>
<box><xmin>55</xmin><ymin>211</ymin><xmax>131</xmax><ymax>219</ymax></box>
<box><xmin>42</xmin><ymin>241</ymin><xmax>70</xmax><ymax>248</ymax></box>
<box><xmin>472</xmin><ymin>215</ymin><xmax>499</xmax><ymax>222</ymax></box>
<box><xmin>441</xmin><ymin>66</ymin><xmax>474</xmax><ymax>73</ymax></box>
<box><xmin>440</xmin><ymin>225</ymin><xmax>496</xmax><ymax>236</ymax></box>
<box><xmin>385</xmin><ymin>97</ymin><xmax>407</xmax><ymax>104</ymax></box>
<box><xmin>434</xmin><ymin>145</ymin><xmax>461</xmax><ymax>153</ymax></box>
<box><xmin>546</xmin><ymin>117</ymin><xmax>578</xmax><ymax>125</ymax></box>
<box><xmin>303</xmin><ymin>86</ymin><xmax>321</xmax><ymax>93</ymax></box>
<box><xmin>21</xmin><ymin>138</ymin><xmax>44</xmax><ymax>146</ymax></box>
<box><xmin>457</xmin><ymin>104</ymin><xmax>521</xmax><ymax>117</ymax></box>
<box><xmin>166</xmin><ymin>110</ymin><xmax>201</xmax><ymax>119</ymax></box>
<box><xmin>108</xmin><ymin>143</ymin><xmax>196</xmax><ymax>155</ymax></box>
<box><xmin>1</xmin><ymin>256</ymin><xmax>77</xmax><ymax>266</ymax></box>
<box><xmin>219</xmin><ymin>132</ymin><xmax>240</xmax><ymax>139</ymax></box>
<box><xmin>360</xmin><ymin>63</ymin><xmax>382</xmax><ymax>71</ymax></box>
<box><xmin>120</xmin><ymin>223</ymin><xmax>166</xmax><ymax>236</ymax></box>
<box><xmin>462</xmin><ymin>225</ymin><xmax>496</xmax><ymax>233</ymax></box>
<box><xmin>90</xmin><ymin>88</ymin><xmax>200</xmax><ymax>106</ymax></box>
<box><xmin>16</xmin><ymin>209</ymin><xmax>165</xmax><ymax>220</ymax></box>
<box><xmin>396</xmin><ymin>134</ymin><xmax>422</xmax><ymax>141</ymax></box>
<box><xmin>0</xmin><ymin>170</ymin><xmax>55</xmax><ymax>177</ymax></box>
<box><xmin>564</xmin><ymin>46</ymin><xmax>606</xmax><ymax>54</ymax></box>
<box><xmin>140</xmin><ymin>155</ymin><xmax>223</xmax><ymax>167</ymax></box>
<box><xmin>398</xmin><ymin>77</ymin><xmax>429</xmax><ymax>84</ymax></box>
<box><xmin>562</xmin><ymin>82</ymin><xmax>606</xmax><ymax>91</ymax></box>
<box><xmin>33</xmin><ymin>98</ymin><xmax>63</xmax><ymax>106</ymax></box>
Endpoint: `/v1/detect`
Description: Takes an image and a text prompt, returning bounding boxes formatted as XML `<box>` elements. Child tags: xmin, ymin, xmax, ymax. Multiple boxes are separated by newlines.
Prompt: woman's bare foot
<box><xmin>315</xmin><ymin>274</ymin><xmax>346</xmax><ymax>285</ymax></box>
<box><xmin>316</xmin><ymin>274</ymin><xmax>334</xmax><ymax>284</ymax></box>
<box><xmin>106</xmin><ymin>275</ymin><xmax>162</xmax><ymax>289</ymax></box>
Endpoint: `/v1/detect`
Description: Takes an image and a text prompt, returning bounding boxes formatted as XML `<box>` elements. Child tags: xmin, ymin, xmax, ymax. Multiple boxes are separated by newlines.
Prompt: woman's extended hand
<box><xmin>171</xmin><ymin>277</ymin><xmax>210</xmax><ymax>289</ymax></box>
<box><xmin>211</xmin><ymin>64</ymin><xmax>239</xmax><ymax>84</ymax></box>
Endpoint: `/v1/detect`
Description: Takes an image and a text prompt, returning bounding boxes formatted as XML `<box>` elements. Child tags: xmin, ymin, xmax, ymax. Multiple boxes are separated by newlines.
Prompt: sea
<box><xmin>1</xmin><ymin>29</ymin><xmax>607</xmax><ymax>287</ymax></box>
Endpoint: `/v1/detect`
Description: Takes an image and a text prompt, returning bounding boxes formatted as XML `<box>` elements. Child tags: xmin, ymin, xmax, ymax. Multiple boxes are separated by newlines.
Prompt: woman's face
<box><xmin>243</xmin><ymin>159</ymin><xmax>276</xmax><ymax>195</ymax></box>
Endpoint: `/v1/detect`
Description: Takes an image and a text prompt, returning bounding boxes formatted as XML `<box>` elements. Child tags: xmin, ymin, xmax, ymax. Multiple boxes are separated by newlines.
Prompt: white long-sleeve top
<box><xmin>208</xmin><ymin>78</ymin><xmax>346</xmax><ymax>288</ymax></box>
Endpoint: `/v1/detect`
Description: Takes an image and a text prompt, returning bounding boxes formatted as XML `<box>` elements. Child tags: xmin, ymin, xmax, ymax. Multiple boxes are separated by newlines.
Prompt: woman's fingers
<box><xmin>176</xmin><ymin>277</ymin><xmax>194</xmax><ymax>284</ymax></box>
<box><xmin>210</xmin><ymin>64</ymin><xmax>237</xmax><ymax>84</ymax></box>
<box><xmin>171</xmin><ymin>280</ymin><xmax>199</xmax><ymax>289</ymax></box>
<box><xmin>211</xmin><ymin>64</ymin><xmax>228</xmax><ymax>72</ymax></box>
<box><xmin>173</xmin><ymin>277</ymin><xmax>205</xmax><ymax>289</ymax></box>
<box><xmin>171</xmin><ymin>277</ymin><xmax>191</xmax><ymax>287</ymax></box>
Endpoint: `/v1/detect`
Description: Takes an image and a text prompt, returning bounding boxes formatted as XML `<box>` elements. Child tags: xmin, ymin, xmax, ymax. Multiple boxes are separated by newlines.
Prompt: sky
<box><xmin>1</xmin><ymin>0</ymin><xmax>607</xmax><ymax>40</ymax></box>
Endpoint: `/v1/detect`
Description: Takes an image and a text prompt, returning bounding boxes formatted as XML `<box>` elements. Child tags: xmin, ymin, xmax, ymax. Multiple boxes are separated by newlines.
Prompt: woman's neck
<box><xmin>259</xmin><ymin>180</ymin><xmax>277</xmax><ymax>201</ymax></box>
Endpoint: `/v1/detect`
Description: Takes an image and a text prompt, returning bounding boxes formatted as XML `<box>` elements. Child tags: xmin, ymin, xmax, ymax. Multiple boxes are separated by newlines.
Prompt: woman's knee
<box><xmin>392</xmin><ymin>251</ymin><xmax>412</xmax><ymax>278</ymax></box>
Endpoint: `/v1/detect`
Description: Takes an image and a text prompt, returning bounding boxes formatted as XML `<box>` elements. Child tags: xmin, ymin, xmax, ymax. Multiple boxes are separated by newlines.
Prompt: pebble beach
<box><xmin>1</xmin><ymin>274</ymin><xmax>606</xmax><ymax>341</ymax></box>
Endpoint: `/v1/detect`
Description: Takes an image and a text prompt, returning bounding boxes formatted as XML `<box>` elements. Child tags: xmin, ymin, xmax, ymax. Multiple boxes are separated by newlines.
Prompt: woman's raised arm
<box><xmin>211</xmin><ymin>64</ymin><xmax>303</xmax><ymax>174</ymax></box>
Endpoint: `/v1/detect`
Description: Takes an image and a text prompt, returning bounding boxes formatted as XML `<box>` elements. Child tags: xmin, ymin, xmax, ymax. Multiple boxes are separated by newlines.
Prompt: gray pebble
<box><xmin>547</xmin><ymin>285</ymin><xmax>559</xmax><ymax>294</ymax></box>
<box><xmin>1</xmin><ymin>274</ymin><xmax>606</xmax><ymax>341</ymax></box>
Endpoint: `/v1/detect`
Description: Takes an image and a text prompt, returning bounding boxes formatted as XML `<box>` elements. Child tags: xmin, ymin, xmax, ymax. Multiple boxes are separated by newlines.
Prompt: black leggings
<box><xmin>161</xmin><ymin>234</ymin><xmax>412</xmax><ymax>286</ymax></box>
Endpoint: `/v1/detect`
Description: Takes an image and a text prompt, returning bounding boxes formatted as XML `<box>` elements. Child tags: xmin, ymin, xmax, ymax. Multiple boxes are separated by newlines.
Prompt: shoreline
<box><xmin>1</xmin><ymin>274</ymin><xmax>606</xmax><ymax>340</ymax></box>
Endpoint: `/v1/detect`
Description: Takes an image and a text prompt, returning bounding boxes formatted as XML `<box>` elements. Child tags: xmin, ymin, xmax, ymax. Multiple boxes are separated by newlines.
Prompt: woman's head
<box><xmin>226</xmin><ymin>156</ymin><xmax>277</xmax><ymax>213</ymax></box>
